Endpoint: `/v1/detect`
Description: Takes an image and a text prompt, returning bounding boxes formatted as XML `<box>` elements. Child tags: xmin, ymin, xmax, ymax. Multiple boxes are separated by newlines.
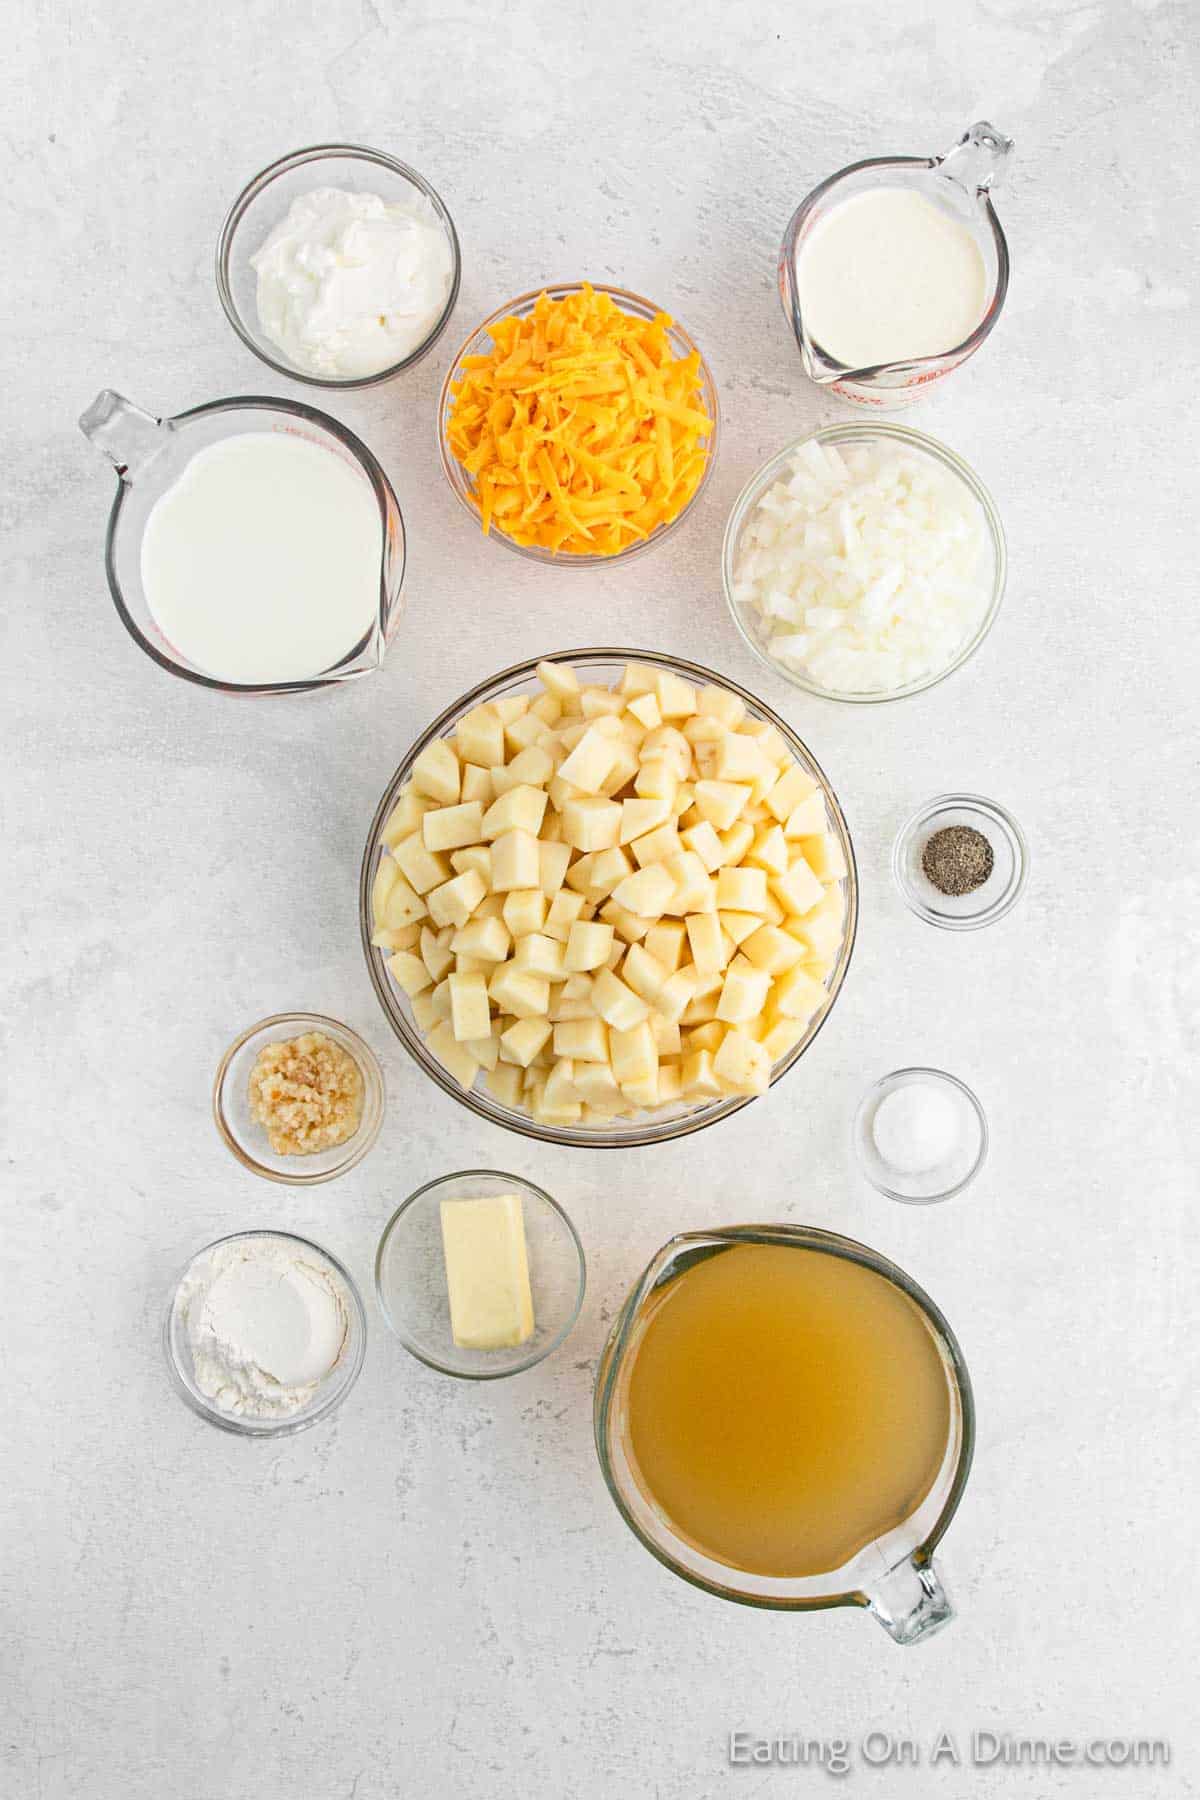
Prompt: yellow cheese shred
<box><xmin>447</xmin><ymin>284</ymin><xmax>713</xmax><ymax>556</ymax></box>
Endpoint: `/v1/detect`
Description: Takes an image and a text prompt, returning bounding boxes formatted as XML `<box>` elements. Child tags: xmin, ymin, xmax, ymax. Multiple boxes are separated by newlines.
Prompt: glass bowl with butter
<box><xmin>213</xmin><ymin>1012</ymin><xmax>385</xmax><ymax>1184</ymax></box>
<box><xmin>375</xmin><ymin>1170</ymin><xmax>586</xmax><ymax>1379</ymax></box>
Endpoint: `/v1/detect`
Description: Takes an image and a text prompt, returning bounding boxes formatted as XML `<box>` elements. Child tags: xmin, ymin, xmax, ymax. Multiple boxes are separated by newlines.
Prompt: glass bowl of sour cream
<box><xmin>216</xmin><ymin>143</ymin><xmax>462</xmax><ymax>388</ymax></box>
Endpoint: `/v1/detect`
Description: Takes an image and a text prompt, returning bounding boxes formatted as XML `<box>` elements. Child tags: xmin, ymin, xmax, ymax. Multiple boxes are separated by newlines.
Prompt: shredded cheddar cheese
<box><xmin>446</xmin><ymin>285</ymin><xmax>713</xmax><ymax>555</ymax></box>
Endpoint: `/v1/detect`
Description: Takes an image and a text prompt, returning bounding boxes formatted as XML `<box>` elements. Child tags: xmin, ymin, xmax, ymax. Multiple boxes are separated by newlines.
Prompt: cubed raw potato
<box><xmin>455</xmin><ymin>953</ymin><xmax>490</xmax><ymax>976</ymax></box>
<box><xmin>626</xmin><ymin>692</ymin><xmax>661</xmax><ymax>730</ymax></box>
<box><xmin>622</xmin><ymin>942</ymin><xmax>669</xmax><ymax>1003</ymax></box>
<box><xmin>557</xmin><ymin>725</ymin><xmax>619</xmax><ymax>794</ymax></box>
<box><xmin>655</xmin><ymin>670</ymin><xmax>697</xmax><ymax>718</ymax></box>
<box><xmin>597</xmin><ymin>743</ymin><xmax>640</xmax><ymax>797</ymax></box>
<box><xmin>683</xmin><ymin>713</ymin><xmax>725</xmax><ymax>747</ymax></box>
<box><xmin>561</xmin><ymin>796</ymin><xmax>622</xmax><ymax>851</ymax></box>
<box><xmin>610</xmin><ymin>1021</ymin><xmax>657</xmax><ymax>1086</ymax></box>
<box><xmin>564</xmin><ymin>920</ymin><xmax>614</xmax><ymax>972</ymax></box>
<box><xmin>573</xmin><ymin>1061</ymin><xmax>622</xmax><ymax>1105</ymax></box>
<box><xmin>422</xmin><ymin>800</ymin><xmax>484</xmax><ymax>853</ymax></box>
<box><xmin>742</xmin><ymin>923</ymin><xmax>806</xmax><ymax>975</ymax></box>
<box><xmin>657</xmin><ymin>1061</ymin><xmax>684</xmax><ymax>1105</ymax></box>
<box><xmin>450</xmin><ymin>845</ymin><xmax>492</xmax><ymax>886</ymax></box>
<box><xmin>644</xmin><ymin>920</ymin><xmax>686</xmax><ymax>971</ymax></box>
<box><xmin>529</xmin><ymin>693</ymin><xmax>562</xmax><ymax>727</ymax></box>
<box><xmin>499</xmin><ymin>1016</ymin><xmax>553</xmax><ymax>1067</ymax></box>
<box><xmin>591</xmin><ymin>967</ymin><xmax>651</xmax><ymax>1030</ymax></box>
<box><xmin>489</xmin><ymin>963</ymin><xmax>551</xmax><ymax>1020</ymax></box>
<box><xmin>586</xmin><ymin>845</ymin><xmax>635</xmax><ymax>898</ymax></box>
<box><xmin>680</xmin><ymin>819</ymin><xmax>724</xmax><ymax>873</ymax></box>
<box><xmin>553</xmin><ymin>1017</ymin><xmax>609</xmax><ymax>1062</ymax></box>
<box><xmin>611</xmin><ymin>862</ymin><xmax>675</xmax><ymax>919</ymax></box>
<box><xmin>782</xmin><ymin>792</ymin><xmax>828</xmax><ymax>838</ymax></box>
<box><xmin>620</xmin><ymin>796</ymin><xmax>672</xmax><ymax>843</ymax></box>
<box><xmin>487</xmin><ymin>1063</ymin><xmax>525</xmax><ymax>1108</ymax></box>
<box><xmin>452</xmin><ymin>915</ymin><xmax>511</xmax><ymax>963</ymax></box>
<box><xmin>383</xmin><ymin>874</ymin><xmax>428</xmax><ymax>929</ymax></box>
<box><xmin>746</xmin><ymin>824</ymin><xmax>789</xmax><ymax>876</ymax></box>
<box><xmin>380</xmin><ymin>790</ymin><xmax>432</xmax><ymax>847</ymax></box>
<box><xmin>685</xmin><ymin>1020</ymin><xmax>725</xmax><ymax>1054</ymax></box>
<box><xmin>773</xmin><ymin>965</ymin><xmax>828</xmax><ymax>1024</ymax></box>
<box><xmin>600</xmin><ymin>899</ymin><xmax>653</xmax><ymax>944</ymax></box>
<box><xmin>455</xmin><ymin>704</ymin><xmax>506</xmax><ymax>769</ymax></box>
<box><xmin>463</xmin><ymin>1032</ymin><xmax>500</xmax><ymax>1072</ymax></box>
<box><xmin>716</xmin><ymin>955</ymin><xmax>772</xmax><ymax>1024</ymax></box>
<box><xmin>718</xmin><ymin>909</ymin><xmax>762</xmax><ymax>948</ymax></box>
<box><xmin>514</xmin><ymin>932</ymin><xmax>567</xmax><ymax>981</ymax></box>
<box><xmin>544</xmin><ymin>1058</ymin><xmax>581</xmax><ymax>1109</ymax></box>
<box><xmin>694</xmin><ymin>780</ymin><xmax>752</xmax><ymax>831</ymax></box>
<box><xmin>421</xmin><ymin>924</ymin><xmax>456</xmax><ymax>982</ymax></box>
<box><xmin>427</xmin><ymin>868</ymin><xmax>487</xmax><ymax>929</ymax></box>
<box><xmin>681</xmin><ymin>1048</ymin><xmax>722</xmax><ymax>1098</ymax></box>
<box><xmin>792</xmin><ymin>905</ymin><xmax>844</xmax><ymax>959</ymax></box>
<box><xmin>651</xmin><ymin>1014</ymin><xmax>682</xmax><ymax>1056</ymax></box>
<box><xmin>654</xmin><ymin>966</ymin><xmax>697</xmax><ymax>1024</ymax></box>
<box><xmin>538</xmin><ymin>839</ymin><xmax>572</xmax><ymax>899</ymax></box>
<box><xmin>685</xmin><ymin>912</ymin><xmax>730</xmax><ymax>974</ymax></box>
<box><xmin>448</xmin><ymin>971</ymin><xmax>491</xmax><ymax>1043</ymax></box>
<box><xmin>504</xmin><ymin>711</ymin><xmax>552</xmax><ymax>755</ymax></box>
<box><xmin>491</xmin><ymin>745</ymin><xmax>554</xmax><ymax>796</ymax></box>
<box><xmin>796</xmin><ymin>833</ymin><xmax>848</xmax><ymax>882</ymax></box>
<box><xmin>634</xmin><ymin>758</ymin><xmax>679</xmax><ymax>802</ymax></box>
<box><xmin>664</xmin><ymin>850</ymin><xmax>714</xmax><ymax>915</ymax></box>
<box><xmin>503</xmin><ymin>889</ymin><xmax>548</xmax><ymax>938</ymax></box>
<box><xmin>771</xmin><ymin>858</ymin><xmax>825</xmax><ymax>917</ymax></box>
<box><xmin>491</xmin><ymin>829</ymin><xmax>542</xmax><ymax>893</ymax></box>
<box><xmin>492</xmin><ymin>695</ymin><xmax>529</xmax><ymax>725</ymax></box>
<box><xmin>540</xmin><ymin>888</ymin><xmax>583</xmax><ymax>942</ymax></box>
<box><xmin>713</xmin><ymin>733</ymin><xmax>772</xmax><ymax>784</ymax></box>
<box><xmin>760</xmin><ymin>1017</ymin><xmax>807</xmax><ymax>1061</ymax></box>
<box><xmin>371</xmin><ymin>856</ymin><xmax>398</xmax><ymax>926</ymax></box>
<box><xmin>475</xmin><ymin>892</ymin><xmax>505</xmax><ymax>920</ymax></box>
<box><xmin>460</xmin><ymin>763</ymin><xmax>493</xmax><ymax>806</ymax></box>
<box><xmin>426</xmin><ymin>1019</ymin><xmax>479</xmax><ymax>1089</ymax></box>
<box><xmin>716</xmin><ymin>866</ymin><xmax>768</xmax><ymax>913</ymax></box>
<box><xmin>371</xmin><ymin>923</ymin><xmax>421</xmax><ymax>952</ymax></box>
<box><xmin>628</xmin><ymin>823</ymin><xmax>680</xmax><ymax>869</ymax></box>
<box><xmin>481</xmin><ymin>784</ymin><xmax>548</xmax><ymax>841</ymax></box>
<box><xmin>394</xmin><ymin>834</ymin><xmax>451</xmax><ymax>896</ymax></box>
<box><xmin>766</xmin><ymin>763</ymin><xmax>819</xmax><ymax>824</ymax></box>
<box><xmin>639</xmin><ymin>724</ymin><xmax>691</xmax><ymax>772</ymax></box>
<box><xmin>713</xmin><ymin>1028</ymin><xmax>770</xmax><ymax>1096</ymax></box>
<box><xmin>410</xmin><ymin>738</ymin><xmax>460</xmax><ymax>806</ymax></box>
<box><xmin>387</xmin><ymin>951</ymin><xmax>433</xmax><ymax>998</ymax></box>
<box><xmin>620</xmin><ymin>1069</ymin><xmax>660</xmax><ymax>1109</ymax></box>
<box><xmin>719</xmin><ymin>820</ymin><xmax>756</xmax><ymax>867</ymax></box>
<box><xmin>697</xmin><ymin>683</ymin><xmax>745</xmax><ymax>728</ymax></box>
<box><xmin>580</xmin><ymin>686</ymin><xmax>625</xmax><ymax>719</ymax></box>
<box><xmin>619</xmin><ymin>661</ymin><xmax>658</xmax><ymax>697</ymax></box>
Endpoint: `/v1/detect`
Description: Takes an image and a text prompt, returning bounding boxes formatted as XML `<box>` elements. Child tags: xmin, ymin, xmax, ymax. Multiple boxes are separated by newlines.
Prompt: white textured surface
<box><xmin>4</xmin><ymin>3</ymin><xmax>1198</xmax><ymax>1797</ymax></box>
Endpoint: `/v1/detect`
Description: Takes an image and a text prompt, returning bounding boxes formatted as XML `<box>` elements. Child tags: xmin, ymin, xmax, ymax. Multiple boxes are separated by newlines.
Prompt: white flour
<box><xmin>180</xmin><ymin>1236</ymin><xmax>349</xmax><ymax>1418</ymax></box>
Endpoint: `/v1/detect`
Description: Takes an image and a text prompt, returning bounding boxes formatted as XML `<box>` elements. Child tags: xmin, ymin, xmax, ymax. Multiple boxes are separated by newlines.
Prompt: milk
<box><xmin>140</xmin><ymin>431</ymin><xmax>382</xmax><ymax>683</ymax></box>
<box><xmin>795</xmin><ymin>187</ymin><xmax>987</xmax><ymax>369</ymax></box>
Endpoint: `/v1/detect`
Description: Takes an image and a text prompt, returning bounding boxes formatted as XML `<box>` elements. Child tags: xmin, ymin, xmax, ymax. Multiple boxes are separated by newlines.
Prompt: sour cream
<box><xmin>251</xmin><ymin>186</ymin><xmax>454</xmax><ymax>378</ymax></box>
<box><xmin>796</xmin><ymin>187</ymin><xmax>987</xmax><ymax>369</ymax></box>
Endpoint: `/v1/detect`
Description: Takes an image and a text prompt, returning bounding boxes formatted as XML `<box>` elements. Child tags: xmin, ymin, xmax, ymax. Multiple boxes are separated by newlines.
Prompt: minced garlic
<box><xmin>248</xmin><ymin>1031</ymin><xmax>363</xmax><ymax>1156</ymax></box>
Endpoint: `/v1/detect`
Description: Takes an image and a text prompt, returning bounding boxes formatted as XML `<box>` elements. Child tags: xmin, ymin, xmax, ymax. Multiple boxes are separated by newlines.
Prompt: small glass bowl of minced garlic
<box><xmin>213</xmin><ymin>1013</ymin><xmax>385</xmax><ymax>1183</ymax></box>
<box><xmin>893</xmin><ymin>794</ymin><xmax>1028</xmax><ymax>930</ymax></box>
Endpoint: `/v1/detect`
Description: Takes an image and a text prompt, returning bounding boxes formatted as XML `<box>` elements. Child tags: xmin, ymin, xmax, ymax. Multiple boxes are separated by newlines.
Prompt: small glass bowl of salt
<box><xmin>854</xmin><ymin>1068</ymin><xmax>987</xmax><ymax>1204</ymax></box>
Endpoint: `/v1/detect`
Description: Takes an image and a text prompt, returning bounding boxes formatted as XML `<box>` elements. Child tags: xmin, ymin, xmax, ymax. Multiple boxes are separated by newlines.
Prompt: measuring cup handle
<box><xmin>935</xmin><ymin>120</ymin><xmax>1014</xmax><ymax>195</ymax></box>
<box><xmin>865</xmin><ymin>1552</ymin><xmax>954</xmax><ymax>1646</ymax></box>
<box><xmin>78</xmin><ymin>390</ymin><xmax>169</xmax><ymax>481</ymax></box>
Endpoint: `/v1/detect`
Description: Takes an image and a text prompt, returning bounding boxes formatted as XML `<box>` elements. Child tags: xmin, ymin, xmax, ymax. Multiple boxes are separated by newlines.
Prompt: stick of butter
<box><xmin>439</xmin><ymin>1193</ymin><xmax>536</xmax><ymax>1350</ymax></box>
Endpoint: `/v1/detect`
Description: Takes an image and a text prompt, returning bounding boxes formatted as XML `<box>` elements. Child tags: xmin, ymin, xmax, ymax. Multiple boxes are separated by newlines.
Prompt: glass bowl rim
<box><xmin>215</xmin><ymin>141</ymin><xmax>463</xmax><ymax>390</ymax></box>
<box><xmin>162</xmin><ymin>1227</ymin><xmax>368</xmax><ymax>1436</ymax></box>
<box><xmin>358</xmin><ymin>645</ymin><xmax>858</xmax><ymax>1148</ymax></box>
<box><xmin>892</xmin><ymin>791</ymin><xmax>1029</xmax><ymax>930</ymax></box>
<box><xmin>212</xmin><ymin>1010</ymin><xmax>386</xmax><ymax>1184</ymax></box>
<box><xmin>374</xmin><ymin>1167</ymin><xmax>587</xmax><ymax>1379</ymax></box>
<box><xmin>853</xmin><ymin>1066</ymin><xmax>989</xmax><ymax>1204</ymax></box>
<box><xmin>436</xmin><ymin>280</ymin><xmax>720</xmax><ymax>567</ymax></box>
<box><xmin>721</xmin><ymin>421</ymin><xmax>1006</xmax><ymax>704</ymax></box>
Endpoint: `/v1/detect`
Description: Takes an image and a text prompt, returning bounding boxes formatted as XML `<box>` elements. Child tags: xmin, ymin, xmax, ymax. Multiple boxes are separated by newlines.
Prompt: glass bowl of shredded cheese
<box><xmin>723</xmin><ymin>423</ymin><xmax>1005</xmax><ymax>703</ymax></box>
<box><xmin>437</xmin><ymin>283</ymin><xmax>719</xmax><ymax>565</ymax></box>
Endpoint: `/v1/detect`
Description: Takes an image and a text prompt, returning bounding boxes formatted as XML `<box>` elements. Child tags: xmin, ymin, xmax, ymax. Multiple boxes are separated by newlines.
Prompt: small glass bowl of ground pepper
<box><xmin>893</xmin><ymin>794</ymin><xmax>1028</xmax><ymax>930</ymax></box>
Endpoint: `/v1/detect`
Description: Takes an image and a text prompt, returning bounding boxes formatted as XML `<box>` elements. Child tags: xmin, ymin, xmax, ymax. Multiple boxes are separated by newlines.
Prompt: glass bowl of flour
<box><xmin>164</xmin><ymin>1231</ymin><xmax>367</xmax><ymax>1436</ymax></box>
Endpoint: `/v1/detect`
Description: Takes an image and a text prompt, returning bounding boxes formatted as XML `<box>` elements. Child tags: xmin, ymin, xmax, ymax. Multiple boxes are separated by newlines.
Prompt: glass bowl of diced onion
<box><xmin>436</xmin><ymin>283</ymin><xmax>719</xmax><ymax>566</ymax></box>
<box><xmin>358</xmin><ymin>648</ymin><xmax>857</xmax><ymax>1148</ymax></box>
<box><xmin>722</xmin><ymin>423</ymin><xmax>1006</xmax><ymax>704</ymax></box>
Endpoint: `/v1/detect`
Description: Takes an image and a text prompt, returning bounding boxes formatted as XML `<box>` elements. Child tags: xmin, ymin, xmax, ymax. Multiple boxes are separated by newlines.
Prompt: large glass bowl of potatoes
<box><xmin>359</xmin><ymin>649</ymin><xmax>857</xmax><ymax>1147</ymax></box>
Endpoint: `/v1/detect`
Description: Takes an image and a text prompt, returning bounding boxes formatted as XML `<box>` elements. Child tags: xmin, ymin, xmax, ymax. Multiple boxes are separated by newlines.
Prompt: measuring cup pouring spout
<box><xmin>780</xmin><ymin>120</ymin><xmax>1013</xmax><ymax>408</ymax></box>
<box><xmin>79</xmin><ymin>388</ymin><xmax>407</xmax><ymax>696</ymax></box>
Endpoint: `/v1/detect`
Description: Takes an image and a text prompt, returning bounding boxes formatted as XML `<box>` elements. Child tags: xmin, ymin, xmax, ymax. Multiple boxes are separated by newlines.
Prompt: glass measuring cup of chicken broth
<box><xmin>594</xmin><ymin>1226</ymin><xmax>974</xmax><ymax>1644</ymax></box>
<box><xmin>79</xmin><ymin>390</ymin><xmax>405</xmax><ymax>694</ymax></box>
<box><xmin>780</xmin><ymin>121</ymin><xmax>1012</xmax><ymax>408</ymax></box>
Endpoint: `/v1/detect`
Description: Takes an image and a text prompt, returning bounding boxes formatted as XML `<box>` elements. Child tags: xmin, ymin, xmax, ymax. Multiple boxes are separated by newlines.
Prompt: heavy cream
<box><xmin>251</xmin><ymin>186</ymin><xmax>454</xmax><ymax>378</ymax></box>
<box><xmin>796</xmin><ymin>187</ymin><xmax>987</xmax><ymax>368</ymax></box>
<box><xmin>140</xmin><ymin>432</ymin><xmax>382</xmax><ymax>684</ymax></box>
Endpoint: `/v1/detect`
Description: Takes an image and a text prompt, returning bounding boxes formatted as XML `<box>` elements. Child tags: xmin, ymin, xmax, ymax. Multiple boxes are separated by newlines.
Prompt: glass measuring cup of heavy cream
<box><xmin>594</xmin><ymin>1225</ymin><xmax>975</xmax><ymax>1645</ymax></box>
<box><xmin>780</xmin><ymin>121</ymin><xmax>1013</xmax><ymax>408</ymax></box>
<box><xmin>79</xmin><ymin>391</ymin><xmax>405</xmax><ymax>694</ymax></box>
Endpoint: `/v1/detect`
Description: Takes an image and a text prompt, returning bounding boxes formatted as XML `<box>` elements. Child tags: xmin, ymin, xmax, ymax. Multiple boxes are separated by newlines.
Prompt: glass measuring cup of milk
<box><xmin>780</xmin><ymin>121</ymin><xmax>1012</xmax><ymax>409</ymax></box>
<box><xmin>79</xmin><ymin>391</ymin><xmax>406</xmax><ymax>695</ymax></box>
<box><xmin>594</xmin><ymin>1225</ymin><xmax>975</xmax><ymax>1645</ymax></box>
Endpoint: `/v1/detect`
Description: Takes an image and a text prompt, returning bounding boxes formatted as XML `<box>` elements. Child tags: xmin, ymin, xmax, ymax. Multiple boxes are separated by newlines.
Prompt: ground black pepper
<box><xmin>922</xmin><ymin>825</ymin><xmax>994</xmax><ymax>897</ymax></box>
